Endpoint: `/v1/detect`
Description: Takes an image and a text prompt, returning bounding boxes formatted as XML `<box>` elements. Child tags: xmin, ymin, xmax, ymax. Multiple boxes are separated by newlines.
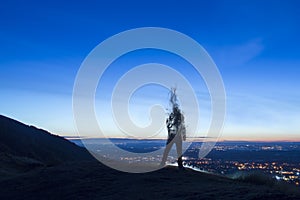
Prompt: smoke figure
<box><xmin>160</xmin><ymin>88</ymin><xmax>186</xmax><ymax>169</ymax></box>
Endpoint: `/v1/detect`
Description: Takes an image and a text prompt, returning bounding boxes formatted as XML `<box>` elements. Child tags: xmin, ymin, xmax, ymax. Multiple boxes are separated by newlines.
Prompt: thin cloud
<box><xmin>211</xmin><ymin>38</ymin><xmax>264</xmax><ymax>68</ymax></box>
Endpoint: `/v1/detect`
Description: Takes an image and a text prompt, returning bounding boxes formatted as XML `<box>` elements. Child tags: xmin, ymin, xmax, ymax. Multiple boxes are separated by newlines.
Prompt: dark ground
<box><xmin>0</xmin><ymin>161</ymin><xmax>300</xmax><ymax>200</ymax></box>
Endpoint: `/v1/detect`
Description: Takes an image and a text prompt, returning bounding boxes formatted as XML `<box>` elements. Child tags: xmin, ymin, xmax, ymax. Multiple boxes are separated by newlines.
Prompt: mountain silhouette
<box><xmin>0</xmin><ymin>115</ymin><xmax>92</xmax><ymax>176</ymax></box>
<box><xmin>0</xmin><ymin>115</ymin><xmax>299</xmax><ymax>200</ymax></box>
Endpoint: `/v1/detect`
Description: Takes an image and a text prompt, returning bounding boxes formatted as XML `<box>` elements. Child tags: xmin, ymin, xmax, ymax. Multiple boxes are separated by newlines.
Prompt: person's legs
<box><xmin>160</xmin><ymin>136</ymin><xmax>174</xmax><ymax>166</ymax></box>
<box><xmin>175</xmin><ymin>137</ymin><xmax>183</xmax><ymax>169</ymax></box>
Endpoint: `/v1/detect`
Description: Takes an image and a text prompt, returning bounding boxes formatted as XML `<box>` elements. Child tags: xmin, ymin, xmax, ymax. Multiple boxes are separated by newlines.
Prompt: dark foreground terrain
<box><xmin>0</xmin><ymin>115</ymin><xmax>299</xmax><ymax>200</ymax></box>
<box><xmin>1</xmin><ymin>162</ymin><xmax>300</xmax><ymax>200</ymax></box>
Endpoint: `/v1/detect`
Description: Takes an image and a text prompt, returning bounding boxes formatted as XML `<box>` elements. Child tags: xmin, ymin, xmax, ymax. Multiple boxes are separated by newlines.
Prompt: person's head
<box><xmin>173</xmin><ymin>106</ymin><xmax>180</xmax><ymax>114</ymax></box>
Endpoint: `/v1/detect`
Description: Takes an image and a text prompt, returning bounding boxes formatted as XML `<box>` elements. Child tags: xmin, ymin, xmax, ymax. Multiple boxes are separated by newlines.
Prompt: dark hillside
<box><xmin>0</xmin><ymin>115</ymin><xmax>93</xmax><ymax>175</ymax></box>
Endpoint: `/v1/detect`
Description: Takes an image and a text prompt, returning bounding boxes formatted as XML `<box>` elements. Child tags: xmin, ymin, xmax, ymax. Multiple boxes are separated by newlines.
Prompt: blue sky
<box><xmin>1</xmin><ymin>0</ymin><xmax>300</xmax><ymax>140</ymax></box>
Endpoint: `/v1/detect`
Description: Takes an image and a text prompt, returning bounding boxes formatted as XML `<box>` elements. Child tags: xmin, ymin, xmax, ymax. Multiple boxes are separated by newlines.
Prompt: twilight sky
<box><xmin>1</xmin><ymin>0</ymin><xmax>300</xmax><ymax>141</ymax></box>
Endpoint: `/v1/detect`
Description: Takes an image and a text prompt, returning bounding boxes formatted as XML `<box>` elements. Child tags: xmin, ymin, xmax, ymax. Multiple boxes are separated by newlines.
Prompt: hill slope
<box><xmin>0</xmin><ymin>115</ymin><xmax>299</xmax><ymax>199</ymax></box>
<box><xmin>0</xmin><ymin>115</ymin><xmax>92</xmax><ymax>176</ymax></box>
<box><xmin>0</xmin><ymin>162</ymin><xmax>299</xmax><ymax>200</ymax></box>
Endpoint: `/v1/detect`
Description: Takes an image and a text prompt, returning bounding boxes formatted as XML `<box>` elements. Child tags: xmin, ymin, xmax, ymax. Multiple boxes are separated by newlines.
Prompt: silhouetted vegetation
<box><xmin>231</xmin><ymin>171</ymin><xmax>276</xmax><ymax>186</ymax></box>
<box><xmin>230</xmin><ymin>171</ymin><xmax>300</xmax><ymax>197</ymax></box>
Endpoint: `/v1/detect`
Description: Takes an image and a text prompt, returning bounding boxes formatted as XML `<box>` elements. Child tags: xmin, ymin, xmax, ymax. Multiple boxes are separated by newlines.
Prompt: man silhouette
<box><xmin>160</xmin><ymin>88</ymin><xmax>186</xmax><ymax>169</ymax></box>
